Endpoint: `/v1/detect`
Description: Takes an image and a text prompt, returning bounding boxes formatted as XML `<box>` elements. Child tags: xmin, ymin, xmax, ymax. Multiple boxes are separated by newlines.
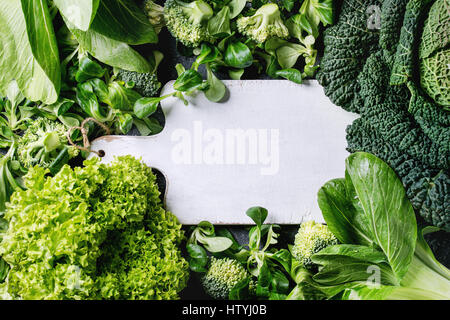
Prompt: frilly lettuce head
<box><xmin>0</xmin><ymin>156</ymin><xmax>189</xmax><ymax>300</ymax></box>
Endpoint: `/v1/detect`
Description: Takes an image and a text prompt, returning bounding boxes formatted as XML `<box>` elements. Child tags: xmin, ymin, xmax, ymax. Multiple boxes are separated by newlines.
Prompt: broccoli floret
<box><xmin>116</xmin><ymin>70</ymin><xmax>162</xmax><ymax>97</ymax></box>
<box><xmin>17</xmin><ymin>117</ymin><xmax>79</xmax><ymax>169</ymax></box>
<box><xmin>201</xmin><ymin>257</ymin><xmax>248</xmax><ymax>300</ymax></box>
<box><xmin>292</xmin><ymin>221</ymin><xmax>338</xmax><ymax>270</ymax></box>
<box><xmin>236</xmin><ymin>3</ymin><xmax>289</xmax><ymax>43</ymax></box>
<box><xmin>143</xmin><ymin>0</ymin><xmax>165</xmax><ymax>34</ymax></box>
<box><xmin>164</xmin><ymin>0</ymin><xmax>213</xmax><ymax>47</ymax></box>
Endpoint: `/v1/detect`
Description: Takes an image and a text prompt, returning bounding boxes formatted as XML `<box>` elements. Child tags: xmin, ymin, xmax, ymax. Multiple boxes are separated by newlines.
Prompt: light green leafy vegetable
<box><xmin>0</xmin><ymin>156</ymin><xmax>189</xmax><ymax>300</ymax></box>
<box><xmin>308</xmin><ymin>152</ymin><xmax>450</xmax><ymax>300</ymax></box>
<box><xmin>53</xmin><ymin>0</ymin><xmax>100</xmax><ymax>31</ymax></box>
<box><xmin>90</xmin><ymin>0</ymin><xmax>158</xmax><ymax>45</ymax></box>
<box><xmin>0</xmin><ymin>0</ymin><xmax>61</xmax><ymax>104</ymax></box>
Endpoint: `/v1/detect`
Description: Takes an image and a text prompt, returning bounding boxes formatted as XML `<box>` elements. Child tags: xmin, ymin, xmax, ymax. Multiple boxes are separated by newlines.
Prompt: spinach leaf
<box><xmin>107</xmin><ymin>82</ymin><xmax>141</xmax><ymax>111</ymax></box>
<box><xmin>246</xmin><ymin>206</ymin><xmax>268</xmax><ymax>228</ymax></box>
<box><xmin>90</xmin><ymin>0</ymin><xmax>157</xmax><ymax>45</ymax></box>
<box><xmin>116</xmin><ymin>112</ymin><xmax>133</xmax><ymax>134</ymax></box>
<box><xmin>173</xmin><ymin>69</ymin><xmax>203</xmax><ymax>92</ymax></box>
<box><xmin>208</xmin><ymin>6</ymin><xmax>231</xmax><ymax>38</ymax></box>
<box><xmin>228</xmin><ymin>0</ymin><xmax>247</xmax><ymax>19</ymax></box>
<box><xmin>133</xmin><ymin>97</ymin><xmax>160</xmax><ymax>119</ymax></box>
<box><xmin>224</xmin><ymin>41</ymin><xmax>253</xmax><ymax>69</ymax></box>
<box><xmin>205</xmin><ymin>64</ymin><xmax>226</xmax><ymax>102</ymax></box>
<box><xmin>345</xmin><ymin>152</ymin><xmax>417</xmax><ymax>281</ymax></box>
<box><xmin>229</xmin><ymin>277</ymin><xmax>251</xmax><ymax>300</ymax></box>
<box><xmin>275</xmin><ymin>69</ymin><xmax>303</xmax><ymax>84</ymax></box>
<box><xmin>0</xmin><ymin>0</ymin><xmax>60</xmax><ymax>104</ymax></box>
<box><xmin>53</xmin><ymin>0</ymin><xmax>100</xmax><ymax>31</ymax></box>
<box><xmin>67</xmin><ymin>23</ymin><xmax>151</xmax><ymax>72</ymax></box>
<box><xmin>187</xmin><ymin>244</ymin><xmax>209</xmax><ymax>273</ymax></box>
<box><xmin>188</xmin><ymin>221</ymin><xmax>233</xmax><ymax>253</ymax></box>
<box><xmin>75</xmin><ymin>55</ymin><xmax>105</xmax><ymax>83</ymax></box>
<box><xmin>318</xmin><ymin>178</ymin><xmax>373</xmax><ymax>246</ymax></box>
<box><xmin>133</xmin><ymin>117</ymin><xmax>163</xmax><ymax>136</ymax></box>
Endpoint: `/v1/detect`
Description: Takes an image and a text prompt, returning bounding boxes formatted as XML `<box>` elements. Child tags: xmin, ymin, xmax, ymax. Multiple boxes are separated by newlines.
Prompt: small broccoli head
<box><xmin>164</xmin><ymin>0</ymin><xmax>213</xmax><ymax>47</ymax></box>
<box><xmin>201</xmin><ymin>257</ymin><xmax>248</xmax><ymax>300</ymax></box>
<box><xmin>236</xmin><ymin>3</ymin><xmax>289</xmax><ymax>43</ymax></box>
<box><xmin>116</xmin><ymin>70</ymin><xmax>161</xmax><ymax>97</ymax></box>
<box><xmin>18</xmin><ymin>117</ymin><xmax>79</xmax><ymax>169</ymax></box>
<box><xmin>292</xmin><ymin>221</ymin><xmax>338</xmax><ymax>270</ymax></box>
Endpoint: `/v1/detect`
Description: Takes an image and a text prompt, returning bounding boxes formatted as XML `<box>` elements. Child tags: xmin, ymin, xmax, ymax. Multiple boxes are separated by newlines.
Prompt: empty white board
<box><xmin>90</xmin><ymin>80</ymin><xmax>358</xmax><ymax>225</ymax></box>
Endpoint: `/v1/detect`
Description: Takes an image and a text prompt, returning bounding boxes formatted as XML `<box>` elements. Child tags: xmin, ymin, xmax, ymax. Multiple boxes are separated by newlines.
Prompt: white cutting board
<box><xmin>91</xmin><ymin>80</ymin><xmax>358</xmax><ymax>225</ymax></box>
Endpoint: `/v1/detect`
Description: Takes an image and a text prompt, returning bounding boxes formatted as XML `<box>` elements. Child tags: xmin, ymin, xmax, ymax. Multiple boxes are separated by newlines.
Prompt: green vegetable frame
<box><xmin>0</xmin><ymin>0</ymin><xmax>448</xmax><ymax>301</ymax></box>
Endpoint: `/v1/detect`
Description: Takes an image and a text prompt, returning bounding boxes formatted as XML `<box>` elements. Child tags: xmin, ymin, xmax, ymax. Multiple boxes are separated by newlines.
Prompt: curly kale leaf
<box><xmin>419</xmin><ymin>0</ymin><xmax>450</xmax><ymax>60</ymax></box>
<box><xmin>319</xmin><ymin>0</ymin><xmax>450</xmax><ymax>230</ymax></box>
<box><xmin>380</xmin><ymin>0</ymin><xmax>409</xmax><ymax>61</ymax></box>
<box><xmin>357</xmin><ymin>52</ymin><xmax>449</xmax><ymax>170</ymax></box>
<box><xmin>419</xmin><ymin>0</ymin><xmax>450</xmax><ymax>108</ymax></box>
<box><xmin>316</xmin><ymin>0</ymin><xmax>382</xmax><ymax>113</ymax></box>
<box><xmin>346</xmin><ymin>118</ymin><xmax>450</xmax><ymax>231</ymax></box>
<box><xmin>408</xmin><ymin>83</ymin><xmax>450</xmax><ymax>153</ymax></box>
<box><xmin>390</xmin><ymin>0</ymin><xmax>434</xmax><ymax>85</ymax></box>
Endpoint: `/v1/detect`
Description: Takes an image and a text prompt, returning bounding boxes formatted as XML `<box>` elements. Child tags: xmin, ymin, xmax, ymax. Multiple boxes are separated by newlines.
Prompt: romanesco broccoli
<box><xmin>116</xmin><ymin>69</ymin><xmax>162</xmax><ymax>97</ymax></box>
<box><xmin>292</xmin><ymin>221</ymin><xmax>338</xmax><ymax>270</ymax></box>
<box><xmin>236</xmin><ymin>3</ymin><xmax>289</xmax><ymax>44</ymax></box>
<box><xmin>164</xmin><ymin>0</ymin><xmax>213</xmax><ymax>47</ymax></box>
<box><xmin>17</xmin><ymin>117</ymin><xmax>79</xmax><ymax>170</ymax></box>
<box><xmin>201</xmin><ymin>257</ymin><xmax>248</xmax><ymax>299</ymax></box>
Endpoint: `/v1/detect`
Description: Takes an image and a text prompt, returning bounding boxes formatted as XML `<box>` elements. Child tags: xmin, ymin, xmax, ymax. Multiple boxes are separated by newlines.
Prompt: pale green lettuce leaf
<box><xmin>91</xmin><ymin>0</ymin><xmax>157</xmax><ymax>45</ymax></box>
<box><xmin>67</xmin><ymin>22</ymin><xmax>151</xmax><ymax>72</ymax></box>
<box><xmin>345</xmin><ymin>152</ymin><xmax>417</xmax><ymax>282</ymax></box>
<box><xmin>0</xmin><ymin>0</ymin><xmax>60</xmax><ymax>104</ymax></box>
<box><xmin>53</xmin><ymin>0</ymin><xmax>100</xmax><ymax>31</ymax></box>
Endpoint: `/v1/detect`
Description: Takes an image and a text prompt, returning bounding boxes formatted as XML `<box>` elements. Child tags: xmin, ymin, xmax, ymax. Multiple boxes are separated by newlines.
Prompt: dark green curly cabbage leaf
<box><xmin>318</xmin><ymin>0</ymin><xmax>450</xmax><ymax>230</ymax></box>
<box><xmin>419</xmin><ymin>0</ymin><xmax>450</xmax><ymax>109</ymax></box>
<box><xmin>0</xmin><ymin>156</ymin><xmax>189</xmax><ymax>300</ymax></box>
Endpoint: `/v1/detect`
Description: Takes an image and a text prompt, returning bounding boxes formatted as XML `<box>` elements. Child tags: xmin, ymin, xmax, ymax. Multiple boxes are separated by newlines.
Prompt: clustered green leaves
<box><xmin>187</xmin><ymin>207</ymin><xmax>298</xmax><ymax>300</ymax></box>
<box><xmin>162</xmin><ymin>0</ymin><xmax>334</xmax><ymax>91</ymax></box>
<box><xmin>0</xmin><ymin>156</ymin><xmax>189</xmax><ymax>300</ymax></box>
<box><xmin>0</xmin><ymin>0</ymin><xmax>167</xmax><ymax>213</ymax></box>
<box><xmin>300</xmin><ymin>152</ymin><xmax>450</xmax><ymax>300</ymax></box>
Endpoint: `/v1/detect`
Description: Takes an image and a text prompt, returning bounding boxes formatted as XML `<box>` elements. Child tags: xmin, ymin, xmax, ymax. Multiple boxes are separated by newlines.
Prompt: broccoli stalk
<box><xmin>201</xmin><ymin>257</ymin><xmax>249</xmax><ymax>300</ymax></box>
<box><xmin>236</xmin><ymin>3</ymin><xmax>289</xmax><ymax>43</ymax></box>
<box><xmin>292</xmin><ymin>221</ymin><xmax>339</xmax><ymax>270</ymax></box>
<box><xmin>143</xmin><ymin>0</ymin><xmax>165</xmax><ymax>34</ymax></box>
<box><xmin>164</xmin><ymin>0</ymin><xmax>214</xmax><ymax>47</ymax></box>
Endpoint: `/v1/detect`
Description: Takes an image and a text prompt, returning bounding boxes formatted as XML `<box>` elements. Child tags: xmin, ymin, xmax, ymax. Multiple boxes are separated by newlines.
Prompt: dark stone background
<box><xmin>148</xmin><ymin>31</ymin><xmax>450</xmax><ymax>299</ymax></box>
